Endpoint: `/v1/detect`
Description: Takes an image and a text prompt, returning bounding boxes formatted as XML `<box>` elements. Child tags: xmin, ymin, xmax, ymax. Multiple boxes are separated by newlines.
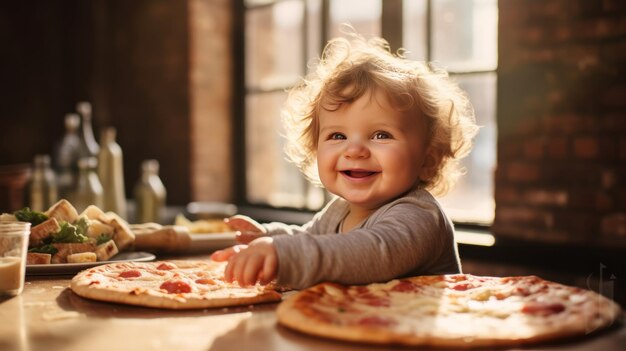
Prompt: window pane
<box><xmin>329</xmin><ymin>0</ymin><xmax>382</xmax><ymax>39</ymax></box>
<box><xmin>432</xmin><ymin>0</ymin><xmax>498</xmax><ymax>72</ymax></box>
<box><xmin>402</xmin><ymin>0</ymin><xmax>427</xmax><ymax>60</ymax></box>
<box><xmin>307</xmin><ymin>0</ymin><xmax>323</xmax><ymax>60</ymax></box>
<box><xmin>245</xmin><ymin>0</ymin><xmax>275</xmax><ymax>6</ymax></box>
<box><xmin>245</xmin><ymin>92</ymin><xmax>309</xmax><ymax>207</ymax></box>
<box><xmin>245</xmin><ymin>1</ymin><xmax>305</xmax><ymax>90</ymax></box>
<box><xmin>437</xmin><ymin>73</ymin><xmax>497</xmax><ymax>224</ymax></box>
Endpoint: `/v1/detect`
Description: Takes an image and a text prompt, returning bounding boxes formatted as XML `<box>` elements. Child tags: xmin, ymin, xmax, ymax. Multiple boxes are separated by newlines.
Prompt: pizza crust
<box><xmin>276</xmin><ymin>275</ymin><xmax>622</xmax><ymax>348</ymax></box>
<box><xmin>70</xmin><ymin>260</ymin><xmax>281</xmax><ymax>310</ymax></box>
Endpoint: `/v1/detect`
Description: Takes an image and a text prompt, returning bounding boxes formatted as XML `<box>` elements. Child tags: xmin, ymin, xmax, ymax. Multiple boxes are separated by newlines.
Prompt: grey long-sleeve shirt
<box><xmin>263</xmin><ymin>189</ymin><xmax>461</xmax><ymax>289</ymax></box>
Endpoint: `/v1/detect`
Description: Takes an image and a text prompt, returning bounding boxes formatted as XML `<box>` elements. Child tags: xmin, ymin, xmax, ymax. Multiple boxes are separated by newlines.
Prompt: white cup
<box><xmin>0</xmin><ymin>221</ymin><xmax>30</xmax><ymax>296</ymax></box>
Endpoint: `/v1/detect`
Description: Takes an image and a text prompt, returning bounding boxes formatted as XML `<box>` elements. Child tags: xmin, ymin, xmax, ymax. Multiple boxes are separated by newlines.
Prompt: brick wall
<box><xmin>0</xmin><ymin>0</ymin><xmax>233</xmax><ymax>208</ymax></box>
<box><xmin>494</xmin><ymin>0</ymin><xmax>626</xmax><ymax>248</ymax></box>
<box><xmin>188</xmin><ymin>0</ymin><xmax>233</xmax><ymax>203</ymax></box>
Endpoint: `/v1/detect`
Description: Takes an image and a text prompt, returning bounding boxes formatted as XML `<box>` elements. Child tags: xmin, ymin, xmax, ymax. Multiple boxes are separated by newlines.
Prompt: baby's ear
<box><xmin>419</xmin><ymin>149</ymin><xmax>442</xmax><ymax>182</ymax></box>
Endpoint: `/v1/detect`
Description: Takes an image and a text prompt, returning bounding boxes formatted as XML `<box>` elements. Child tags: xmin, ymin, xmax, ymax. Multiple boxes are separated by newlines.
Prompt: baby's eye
<box><xmin>329</xmin><ymin>133</ymin><xmax>346</xmax><ymax>140</ymax></box>
<box><xmin>372</xmin><ymin>131</ymin><xmax>391</xmax><ymax>140</ymax></box>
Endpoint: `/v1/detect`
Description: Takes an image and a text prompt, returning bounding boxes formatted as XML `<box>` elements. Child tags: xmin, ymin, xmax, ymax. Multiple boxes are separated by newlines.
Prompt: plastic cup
<box><xmin>0</xmin><ymin>221</ymin><xmax>30</xmax><ymax>296</ymax></box>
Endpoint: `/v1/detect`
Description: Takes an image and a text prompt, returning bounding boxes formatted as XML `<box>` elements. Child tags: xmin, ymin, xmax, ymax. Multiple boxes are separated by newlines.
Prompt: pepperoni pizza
<box><xmin>70</xmin><ymin>260</ymin><xmax>281</xmax><ymax>309</ymax></box>
<box><xmin>276</xmin><ymin>274</ymin><xmax>622</xmax><ymax>348</ymax></box>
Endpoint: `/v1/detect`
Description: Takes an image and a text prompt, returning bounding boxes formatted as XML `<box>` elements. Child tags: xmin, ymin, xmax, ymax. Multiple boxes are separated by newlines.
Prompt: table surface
<box><xmin>1</xmin><ymin>255</ymin><xmax>625</xmax><ymax>351</ymax></box>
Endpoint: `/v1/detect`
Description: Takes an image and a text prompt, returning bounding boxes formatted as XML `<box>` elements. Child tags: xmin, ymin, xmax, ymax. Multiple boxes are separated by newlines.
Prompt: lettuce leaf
<box><xmin>13</xmin><ymin>207</ymin><xmax>48</xmax><ymax>226</ymax></box>
<box><xmin>96</xmin><ymin>233</ymin><xmax>113</xmax><ymax>246</ymax></box>
<box><xmin>51</xmin><ymin>220</ymin><xmax>89</xmax><ymax>243</ymax></box>
<box><xmin>28</xmin><ymin>244</ymin><xmax>58</xmax><ymax>255</ymax></box>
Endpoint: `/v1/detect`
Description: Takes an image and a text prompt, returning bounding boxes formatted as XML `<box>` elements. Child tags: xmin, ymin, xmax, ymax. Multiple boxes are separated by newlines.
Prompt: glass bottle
<box><xmin>134</xmin><ymin>160</ymin><xmax>166</xmax><ymax>223</ymax></box>
<box><xmin>98</xmin><ymin>127</ymin><xmax>127</xmax><ymax>218</ymax></box>
<box><xmin>53</xmin><ymin>113</ymin><xmax>81</xmax><ymax>199</ymax></box>
<box><xmin>27</xmin><ymin>155</ymin><xmax>58</xmax><ymax>212</ymax></box>
<box><xmin>71</xmin><ymin>157</ymin><xmax>103</xmax><ymax>213</ymax></box>
<box><xmin>76</xmin><ymin>101</ymin><xmax>100</xmax><ymax>159</ymax></box>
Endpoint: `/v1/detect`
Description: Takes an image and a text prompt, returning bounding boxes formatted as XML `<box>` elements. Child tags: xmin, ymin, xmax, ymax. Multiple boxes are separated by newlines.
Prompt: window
<box><xmin>237</xmin><ymin>0</ymin><xmax>498</xmax><ymax>225</ymax></box>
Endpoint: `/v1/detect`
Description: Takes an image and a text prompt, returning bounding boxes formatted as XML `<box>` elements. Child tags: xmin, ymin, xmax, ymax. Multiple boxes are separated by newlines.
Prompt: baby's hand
<box><xmin>210</xmin><ymin>244</ymin><xmax>247</xmax><ymax>262</ymax></box>
<box><xmin>211</xmin><ymin>237</ymin><xmax>277</xmax><ymax>286</ymax></box>
<box><xmin>225</xmin><ymin>215</ymin><xmax>267</xmax><ymax>244</ymax></box>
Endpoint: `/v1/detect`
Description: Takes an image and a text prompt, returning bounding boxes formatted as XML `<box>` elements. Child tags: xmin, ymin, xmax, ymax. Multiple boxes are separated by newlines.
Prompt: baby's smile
<box><xmin>341</xmin><ymin>169</ymin><xmax>379</xmax><ymax>179</ymax></box>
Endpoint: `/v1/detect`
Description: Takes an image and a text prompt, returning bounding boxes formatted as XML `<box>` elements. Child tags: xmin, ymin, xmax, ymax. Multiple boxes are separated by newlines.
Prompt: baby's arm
<box><xmin>211</xmin><ymin>237</ymin><xmax>278</xmax><ymax>286</ymax></box>
<box><xmin>225</xmin><ymin>215</ymin><xmax>267</xmax><ymax>244</ymax></box>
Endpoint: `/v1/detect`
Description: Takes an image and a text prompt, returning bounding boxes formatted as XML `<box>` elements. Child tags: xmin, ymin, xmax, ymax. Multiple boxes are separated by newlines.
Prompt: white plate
<box><xmin>187</xmin><ymin>232</ymin><xmax>237</xmax><ymax>253</ymax></box>
<box><xmin>26</xmin><ymin>251</ymin><xmax>156</xmax><ymax>276</ymax></box>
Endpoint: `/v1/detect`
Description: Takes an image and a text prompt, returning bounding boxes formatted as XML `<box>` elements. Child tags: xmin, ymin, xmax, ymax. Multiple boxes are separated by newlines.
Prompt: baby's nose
<box><xmin>343</xmin><ymin>141</ymin><xmax>370</xmax><ymax>159</ymax></box>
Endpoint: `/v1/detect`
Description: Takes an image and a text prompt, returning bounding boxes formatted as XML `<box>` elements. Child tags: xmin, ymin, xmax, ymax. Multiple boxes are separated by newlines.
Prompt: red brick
<box><xmin>555</xmin><ymin>45</ymin><xmax>600</xmax><ymax>69</ymax></box>
<box><xmin>499</xmin><ymin>142</ymin><xmax>522</xmax><ymax>158</ymax></box>
<box><xmin>574</xmin><ymin>17</ymin><xmax>626</xmax><ymax>40</ymax></box>
<box><xmin>524</xmin><ymin>189</ymin><xmax>568</xmax><ymax>207</ymax></box>
<box><xmin>494</xmin><ymin>186</ymin><xmax>520</xmax><ymax>203</ymax></box>
<box><xmin>595</xmin><ymin>193</ymin><xmax>614</xmax><ymax>210</ymax></box>
<box><xmin>544</xmin><ymin>114</ymin><xmax>593</xmax><ymax>135</ymax></box>
<box><xmin>507</xmin><ymin>163</ymin><xmax>541</xmax><ymax>182</ymax></box>
<box><xmin>547</xmin><ymin>137</ymin><xmax>568</xmax><ymax>159</ymax></box>
<box><xmin>523</xmin><ymin>138</ymin><xmax>545</xmax><ymax>159</ymax></box>
<box><xmin>573</xmin><ymin>137</ymin><xmax>599</xmax><ymax>158</ymax></box>
<box><xmin>599</xmin><ymin>114</ymin><xmax>626</xmax><ymax>133</ymax></box>
<box><xmin>520</xmin><ymin>26</ymin><xmax>544</xmax><ymax>45</ymax></box>
<box><xmin>602</xmin><ymin>170</ymin><xmax>617</xmax><ymax>189</ymax></box>
<box><xmin>601</xmin><ymin>213</ymin><xmax>626</xmax><ymax>237</ymax></box>
<box><xmin>496</xmin><ymin>207</ymin><xmax>554</xmax><ymax>228</ymax></box>
<box><xmin>602</xmin><ymin>86</ymin><xmax>626</xmax><ymax>107</ymax></box>
<box><xmin>525</xmin><ymin>49</ymin><xmax>555</xmax><ymax>63</ymax></box>
<box><xmin>601</xmin><ymin>41</ymin><xmax>626</xmax><ymax>62</ymax></box>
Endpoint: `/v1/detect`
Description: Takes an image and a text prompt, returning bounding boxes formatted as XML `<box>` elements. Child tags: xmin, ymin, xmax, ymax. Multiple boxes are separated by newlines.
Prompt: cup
<box><xmin>0</xmin><ymin>221</ymin><xmax>30</xmax><ymax>296</ymax></box>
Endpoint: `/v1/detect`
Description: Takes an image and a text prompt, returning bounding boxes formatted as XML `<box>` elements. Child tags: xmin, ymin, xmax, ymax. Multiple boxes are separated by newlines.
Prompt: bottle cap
<box><xmin>76</xmin><ymin>101</ymin><xmax>92</xmax><ymax>117</ymax></box>
<box><xmin>141</xmin><ymin>159</ymin><xmax>159</xmax><ymax>173</ymax></box>
<box><xmin>100</xmin><ymin>127</ymin><xmax>117</xmax><ymax>143</ymax></box>
<box><xmin>78</xmin><ymin>157</ymin><xmax>98</xmax><ymax>169</ymax></box>
<box><xmin>64</xmin><ymin>113</ymin><xmax>80</xmax><ymax>130</ymax></box>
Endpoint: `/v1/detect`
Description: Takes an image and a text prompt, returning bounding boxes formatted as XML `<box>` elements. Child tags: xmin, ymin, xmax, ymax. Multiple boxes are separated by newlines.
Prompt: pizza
<box><xmin>276</xmin><ymin>274</ymin><xmax>622</xmax><ymax>348</ymax></box>
<box><xmin>70</xmin><ymin>260</ymin><xmax>281</xmax><ymax>309</ymax></box>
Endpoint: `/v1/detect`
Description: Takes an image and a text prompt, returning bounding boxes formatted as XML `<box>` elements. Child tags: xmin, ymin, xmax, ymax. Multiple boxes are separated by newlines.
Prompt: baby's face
<box><xmin>316</xmin><ymin>89</ymin><xmax>429</xmax><ymax>210</ymax></box>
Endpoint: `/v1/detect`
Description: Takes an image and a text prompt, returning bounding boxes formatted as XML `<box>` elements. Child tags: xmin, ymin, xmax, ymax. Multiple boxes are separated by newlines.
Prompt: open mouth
<box><xmin>341</xmin><ymin>170</ymin><xmax>378</xmax><ymax>178</ymax></box>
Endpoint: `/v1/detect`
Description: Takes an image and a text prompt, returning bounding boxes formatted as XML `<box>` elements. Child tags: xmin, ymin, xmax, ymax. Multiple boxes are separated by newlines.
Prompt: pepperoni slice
<box><xmin>160</xmin><ymin>280</ymin><xmax>192</xmax><ymax>294</ymax></box>
<box><xmin>521</xmin><ymin>302</ymin><xmax>566</xmax><ymax>315</ymax></box>
<box><xmin>157</xmin><ymin>262</ymin><xmax>176</xmax><ymax>270</ymax></box>
<box><xmin>195</xmin><ymin>278</ymin><xmax>217</xmax><ymax>285</ymax></box>
<box><xmin>391</xmin><ymin>280</ymin><xmax>420</xmax><ymax>293</ymax></box>
<box><xmin>357</xmin><ymin>316</ymin><xmax>396</xmax><ymax>327</ymax></box>
<box><xmin>119</xmin><ymin>270</ymin><xmax>142</xmax><ymax>278</ymax></box>
<box><xmin>452</xmin><ymin>282</ymin><xmax>476</xmax><ymax>291</ymax></box>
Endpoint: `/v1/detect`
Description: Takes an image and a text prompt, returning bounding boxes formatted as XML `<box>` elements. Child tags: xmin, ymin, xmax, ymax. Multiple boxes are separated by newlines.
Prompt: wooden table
<box><xmin>1</xmin><ymin>255</ymin><xmax>625</xmax><ymax>351</ymax></box>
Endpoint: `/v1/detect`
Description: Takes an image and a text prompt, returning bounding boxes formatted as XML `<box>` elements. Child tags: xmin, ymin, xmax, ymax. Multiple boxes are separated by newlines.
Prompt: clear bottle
<box><xmin>76</xmin><ymin>101</ymin><xmax>100</xmax><ymax>159</ymax></box>
<box><xmin>134</xmin><ymin>160</ymin><xmax>166</xmax><ymax>223</ymax></box>
<box><xmin>98</xmin><ymin>127</ymin><xmax>127</xmax><ymax>218</ymax></box>
<box><xmin>27</xmin><ymin>155</ymin><xmax>58</xmax><ymax>212</ymax></box>
<box><xmin>53</xmin><ymin>113</ymin><xmax>81</xmax><ymax>199</ymax></box>
<box><xmin>71</xmin><ymin>157</ymin><xmax>103</xmax><ymax>213</ymax></box>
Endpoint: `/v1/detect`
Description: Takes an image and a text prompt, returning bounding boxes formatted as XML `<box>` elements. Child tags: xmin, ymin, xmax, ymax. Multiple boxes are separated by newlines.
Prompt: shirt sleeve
<box><xmin>273</xmin><ymin>198</ymin><xmax>449</xmax><ymax>289</ymax></box>
<box><xmin>261</xmin><ymin>196</ymin><xmax>346</xmax><ymax>236</ymax></box>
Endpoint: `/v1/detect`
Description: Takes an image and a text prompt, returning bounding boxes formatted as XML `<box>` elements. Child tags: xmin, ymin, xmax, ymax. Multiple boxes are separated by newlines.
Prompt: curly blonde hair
<box><xmin>282</xmin><ymin>32</ymin><xmax>478</xmax><ymax>196</ymax></box>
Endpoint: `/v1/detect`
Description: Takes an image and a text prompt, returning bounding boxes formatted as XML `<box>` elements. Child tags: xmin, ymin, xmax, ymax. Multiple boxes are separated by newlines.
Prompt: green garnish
<box><xmin>28</xmin><ymin>244</ymin><xmax>58</xmax><ymax>255</ymax></box>
<box><xmin>51</xmin><ymin>220</ymin><xmax>88</xmax><ymax>243</ymax></box>
<box><xmin>96</xmin><ymin>233</ymin><xmax>113</xmax><ymax>245</ymax></box>
<box><xmin>13</xmin><ymin>207</ymin><xmax>48</xmax><ymax>226</ymax></box>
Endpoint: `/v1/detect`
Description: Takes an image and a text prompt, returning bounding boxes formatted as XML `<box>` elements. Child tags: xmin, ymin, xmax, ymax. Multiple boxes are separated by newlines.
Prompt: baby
<box><xmin>212</xmin><ymin>32</ymin><xmax>478</xmax><ymax>289</ymax></box>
